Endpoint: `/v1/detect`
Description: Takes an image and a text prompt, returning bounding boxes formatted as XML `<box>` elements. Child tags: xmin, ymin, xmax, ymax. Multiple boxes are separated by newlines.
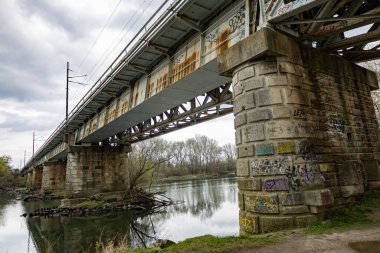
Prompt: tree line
<box><xmin>126</xmin><ymin>135</ymin><xmax>236</xmax><ymax>189</ymax></box>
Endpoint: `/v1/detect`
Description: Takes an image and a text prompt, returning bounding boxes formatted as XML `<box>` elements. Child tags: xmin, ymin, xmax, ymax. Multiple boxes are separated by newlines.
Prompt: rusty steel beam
<box><xmin>278</xmin><ymin>14</ymin><xmax>380</xmax><ymax>26</ymax></box>
<box><xmin>121</xmin><ymin>83</ymin><xmax>233</xmax><ymax>143</ymax></box>
<box><xmin>323</xmin><ymin>29</ymin><xmax>380</xmax><ymax>51</ymax></box>
<box><xmin>305</xmin><ymin>0</ymin><xmax>337</xmax><ymax>34</ymax></box>
<box><xmin>309</xmin><ymin>8</ymin><xmax>380</xmax><ymax>39</ymax></box>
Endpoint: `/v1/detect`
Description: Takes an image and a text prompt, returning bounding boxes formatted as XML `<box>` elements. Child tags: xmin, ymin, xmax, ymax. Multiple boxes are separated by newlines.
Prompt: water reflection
<box><xmin>0</xmin><ymin>194</ymin><xmax>36</xmax><ymax>253</ymax></box>
<box><xmin>24</xmin><ymin>205</ymin><xmax>161</xmax><ymax>252</ymax></box>
<box><xmin>0</xmin><ymin>177</ymin><xmax>238</xmax><ymax>253</ymax></box>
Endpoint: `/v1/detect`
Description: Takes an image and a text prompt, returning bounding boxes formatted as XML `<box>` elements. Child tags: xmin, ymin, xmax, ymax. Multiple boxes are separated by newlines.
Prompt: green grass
<box><xmin>52</xmin><ymin>191</ymin><xmax>65</xmax><ymax>198</ymax></box>
<box><xmin>305</xmin><ymin>190</ymin><xmax>380</xmax><ymax>234</ymax></box>
<box><xmin>73</xmin><ymin>200</ymin><xmax>105</xmax><ymax>209</ymax></box>
<box><xmin>123</xmin><ymin>234</ymin><xmax>280</xmax><ymax>253</ymax></box>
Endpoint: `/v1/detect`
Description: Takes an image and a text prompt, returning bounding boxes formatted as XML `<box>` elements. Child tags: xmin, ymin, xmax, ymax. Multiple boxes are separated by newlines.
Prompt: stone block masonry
<box><xmin>27</xmin><ymin>166</ymin><xmax>43</xmax><ymax>190</ymax></box>
<box><xmin>65</xmin><ymin>145</ymin><xmax>130</xmax><ymax>198</ymax></box>
<box><xmin>218</xmin><ymin>28</ymin><xmax>380</xmax><ymax>234</ymax></box>
<box><xmin>41</xmin><ymin>161</ymin><xmax>66</xmax><ymax>193</ymax></box>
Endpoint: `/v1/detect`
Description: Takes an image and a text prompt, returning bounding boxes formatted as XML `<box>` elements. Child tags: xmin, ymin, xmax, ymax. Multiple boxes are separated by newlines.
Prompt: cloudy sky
<box><xmin>0</xmin><ymin>0</ymin><xmax>235</xmax><ymax>168</ymax></box>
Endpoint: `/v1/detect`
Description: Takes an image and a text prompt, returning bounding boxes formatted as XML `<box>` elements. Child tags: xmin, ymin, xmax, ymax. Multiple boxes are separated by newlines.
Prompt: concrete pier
<box><xmin>41</xmin><ymin>161</ymin><xmax>66</xmax><ymax>193</ymax></box>
<box><xmin>218</xmin><ymin>28</ymin><xmax>380</xmax><ymax>234</ymax></box>
<box><xmin>65</xmin><ymin>145</ymin><xmax>131</xmax><ymax>197</ymax></box>
<box><xmin>27</xmin><ymin>166</ymin><xmax>43</xmax><ymax>190</ymax></box>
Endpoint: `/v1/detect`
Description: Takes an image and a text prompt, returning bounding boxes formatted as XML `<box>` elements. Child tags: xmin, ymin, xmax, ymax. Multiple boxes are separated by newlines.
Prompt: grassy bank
<box><xmin>100</xmin><ymin>189</ymin><xmax>380</xmax><ymax>253</ymax></box>
<box><xmin>305</xmin><ymin>189</ymin><xmax>380</xmax><ymax>233</ymax></box>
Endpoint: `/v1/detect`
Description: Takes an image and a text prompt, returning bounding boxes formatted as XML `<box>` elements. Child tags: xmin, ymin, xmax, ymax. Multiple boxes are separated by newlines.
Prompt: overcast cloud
<box><xmin>0</xmin><ymin>0</ymin><xmax>235</xmax><ymax>168</ymax></box>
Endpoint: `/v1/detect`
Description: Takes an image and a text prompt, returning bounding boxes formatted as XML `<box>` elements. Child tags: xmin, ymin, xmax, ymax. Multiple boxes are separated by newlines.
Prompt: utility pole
<box><xmin>24</xmin><ymin>150</ymin><xmax>26</xmax><ymax>167</ymax></box>
<box><xmin>66</xmin><ymin>61</ymin><xmax>69</xmax><ymax>143</ymax></box>
<box><xmin>65</xmin><ymin>61</ymin><xmax>87</xmax><ymax>143</ymax></box>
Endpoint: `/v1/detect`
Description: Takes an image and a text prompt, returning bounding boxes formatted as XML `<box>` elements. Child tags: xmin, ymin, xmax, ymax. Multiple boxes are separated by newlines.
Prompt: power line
<box><xmin>76</xmin><ymin>0</ymin><xmax>123</xmax><ymax>71</ymax></box>
<box><xmin>69</xmin><ymin>0</ymin><xmax>149</xmax><ymax>106</ymax></box>
<box><xmin>68</xmin><ymin>0</ymin><xmax>123</xmax><ymax>105</ymax></box>
<box><xmin>85</xmin><ymin>0</ymin><xmax>154</xmax><ymax>82</ymax></box>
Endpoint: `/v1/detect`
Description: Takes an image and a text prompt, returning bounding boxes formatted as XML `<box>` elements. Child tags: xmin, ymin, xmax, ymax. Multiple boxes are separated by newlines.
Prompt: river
<box><xmin>0</xmin><ymin>177</ymin><xmax>238</xmax><ymax>253</ymax></box>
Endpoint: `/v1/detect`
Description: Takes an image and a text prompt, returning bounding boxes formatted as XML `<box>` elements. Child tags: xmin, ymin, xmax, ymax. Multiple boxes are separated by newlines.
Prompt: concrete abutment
<box><xmin>218</xmin><ymin>28</ymin><xmax>380</xmax><ymax>234</ymax></box>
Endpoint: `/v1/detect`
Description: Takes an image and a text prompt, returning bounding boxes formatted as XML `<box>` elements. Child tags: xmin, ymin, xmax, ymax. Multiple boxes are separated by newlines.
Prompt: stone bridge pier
<box><xmin>218</xmin><ymin>28</ymin><xmax>380</xmax><ymax>234</ymax></box>
<box><xmin>41</xmin><ymin>161</ymin><xmax>66</xmax><ymax>193</ymax></box>
<box><xmin>64</xmin><ymin>145</ymin><xmax>131</xmax><ymax>198</ymax></box>
<box><xmin>27</xmin><ymin>166</ymin><xmax>43</xmax><ymax>190</ymax></box>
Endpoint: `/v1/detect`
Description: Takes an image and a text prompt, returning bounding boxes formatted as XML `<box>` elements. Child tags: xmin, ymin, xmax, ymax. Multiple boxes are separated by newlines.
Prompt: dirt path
<box><xmin>234</xmin><ymin>227</ymin><xmax>380</xmax><ymax>253</ymax></box>
<box><xmin>235</xmin><ymin>207</ymin><xmax>380</xmax><ymax>253</ymax></box>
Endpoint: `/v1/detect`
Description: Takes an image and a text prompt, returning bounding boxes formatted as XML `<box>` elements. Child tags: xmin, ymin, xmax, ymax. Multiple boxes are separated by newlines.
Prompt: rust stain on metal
<box><xmin>147</xmin><ymin>82</ymin><xmax>155</xmax><ymax>98</ymax></box>
<box><xmin>90</xmin><ymin>123</ymin><xmax>97</xmax><ymax>133</ymax></box>
<box><xmin>217</xmin><ymin>29</ymin><xmax>229</xmax><ymax>55</ymax></box>
<box><xmin>121</xmin><ymin>100</ymin><xmax>129</xmax><ymax>114</ymax></box>
<box><xmin>105</xmin><ymin>109</ymin><xmax>117</xmax><ymax>124</ymax></box>
<box><xmin>156</xmin><ymin>72</ymin><xmax>168</xmax><ymax>92</ymax></box>
<box><xmin>172</xmin><ymin>52</ymin><xmax>199</xmax><ymax>82</ymax></box>
<box><xmin>134</xmin><ymin>92</ymin><xmax>139</xmax><ymax>106</ymax></box>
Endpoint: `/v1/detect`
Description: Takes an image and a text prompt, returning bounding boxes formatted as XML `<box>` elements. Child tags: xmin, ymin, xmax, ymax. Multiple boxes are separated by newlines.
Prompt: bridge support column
<box><xmin>218</xmin><ymin>28</ymin><xmax>380</xmax><ymax>234</ymax></box>
<box><xmin>65</xmin><ymin>145</ymin><xmax>131</xmax><ymax>197</ymax></box>
<box><xmin>28</xmin><ymin>166</ymin><xmax>43</xmax><ymax>190</ymax></box>
<box><xmin>41</xmin><ymin>161</ymin><xmax>66</xmax><ymax>193</ymax></box>
<box><xmin>26</xmin><ymin>170</ymin><xmax>33</xmax><ymax>188</ymax></box>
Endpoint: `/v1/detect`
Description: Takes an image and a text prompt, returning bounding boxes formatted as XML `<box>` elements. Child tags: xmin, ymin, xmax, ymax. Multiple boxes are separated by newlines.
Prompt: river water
<box><xmin>0</xmin><ymin>177</ymin><xmax>238</xmax><ymax>253</ymax></box>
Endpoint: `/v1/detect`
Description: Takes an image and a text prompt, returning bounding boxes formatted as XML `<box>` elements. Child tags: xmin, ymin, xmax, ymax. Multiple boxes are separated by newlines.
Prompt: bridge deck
<box><xmin>24</xmin><ymin>0</ymin><xmax>380</xmax><ymax>170</ymax></box>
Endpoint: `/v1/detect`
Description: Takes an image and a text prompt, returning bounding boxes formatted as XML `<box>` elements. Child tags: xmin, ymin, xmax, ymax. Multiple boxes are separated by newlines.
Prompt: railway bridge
<box><xmin>23</xmin><ymin>0</ymin><xmax>380</xmax><ymax>233</ymax></box>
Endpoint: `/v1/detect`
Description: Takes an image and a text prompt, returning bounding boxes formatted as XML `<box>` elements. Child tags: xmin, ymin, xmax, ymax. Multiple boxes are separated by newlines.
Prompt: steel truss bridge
<box><xmin>23</xmin><ymin>0</ymin><xmax>380</xmax><ymax>171</ymax></box>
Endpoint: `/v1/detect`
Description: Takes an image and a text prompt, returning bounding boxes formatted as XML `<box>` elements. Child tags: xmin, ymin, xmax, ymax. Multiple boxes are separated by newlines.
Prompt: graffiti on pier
<box><xmin>287</xmin><ymin>141</ymin><xmax>326</xmax><ymax>190</ymax></box>
<box><xmin>327</xmin><ymin>112</ymin><xmax>345</xmax><ymax>135</ymax></box>
<box><xmin>239</xmin><ymin>215</ymin><xmax>257</xmax><ymax>233</ymax></box>
<box><xmin>293</xmin><ymin>108</ymin><xmax>308</xmax><ymax>118</ymax></box>
<box><xmin>286</xmin><ymin>163</ymin><xmax>325</xmax><ymax>191</ymax></box>
<box><xmin>245</xmin><ymin>193</ymin><xmax>279</xmax><ymax>213</ymax></box>
<box><xmin>263</xmin><ymin>178</ymin><xmax>289</xmax><ymax>191</ymax></box>
<box><xmin>250</xmin><ymin>157</ymin><xmax>291</xmax><ymax>176</ymax></box>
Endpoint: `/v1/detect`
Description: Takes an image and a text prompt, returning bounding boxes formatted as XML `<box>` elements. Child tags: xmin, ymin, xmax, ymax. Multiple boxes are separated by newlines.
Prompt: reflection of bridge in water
<box><xmin>23</xmin><ymin>0</ymin><xmax>380</xmax><ymax>235</ymax></box>
<box><xmin>25</xmin><ymin>201</ymin><xmax>149</xmax><ymax>252</ymax></box>
<box><xmin>24</xmin><ymin>177</ymin><xmax>237</xmax><ymax>252</ymax></box>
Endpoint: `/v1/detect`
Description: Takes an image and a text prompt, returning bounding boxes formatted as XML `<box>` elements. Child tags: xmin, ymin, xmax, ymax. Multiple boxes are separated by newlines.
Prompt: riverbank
<box><xmin>154</xmin><ymin>173</ymin><xmax>235</xmax><ymax>183</ymax></box>
<box><xmin>104</xmin><ymin>189</ymin><xmax>380</xmax><ymax>253</ymax></box>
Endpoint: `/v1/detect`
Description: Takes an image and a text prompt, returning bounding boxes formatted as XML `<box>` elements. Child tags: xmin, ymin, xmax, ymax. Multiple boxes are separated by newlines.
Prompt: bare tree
<box><xmin>127</xmin><ymin>138</ymin><xmax>171</xmax><ymax>189</ymax></box>
<box><xmin>221</xmin><ymin>143</ymin><xmax>236</xmax><ymax>172</ymax></box>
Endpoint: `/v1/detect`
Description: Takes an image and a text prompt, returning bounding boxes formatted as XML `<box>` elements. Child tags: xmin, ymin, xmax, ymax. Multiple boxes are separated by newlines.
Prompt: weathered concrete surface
<box><xmin>41</xmin><ymin>161</ymin><xmax>66</xmax><ymax>193</ymax></box>
<box><xmin>220</xmin><ymin>27</ymin><xmax>380</xmax><ymax>234</ymax></box>
<box><xmin>65</xmin><ymin>145</ymin><xmax>130</xmax><ymax>197</ymax></box>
